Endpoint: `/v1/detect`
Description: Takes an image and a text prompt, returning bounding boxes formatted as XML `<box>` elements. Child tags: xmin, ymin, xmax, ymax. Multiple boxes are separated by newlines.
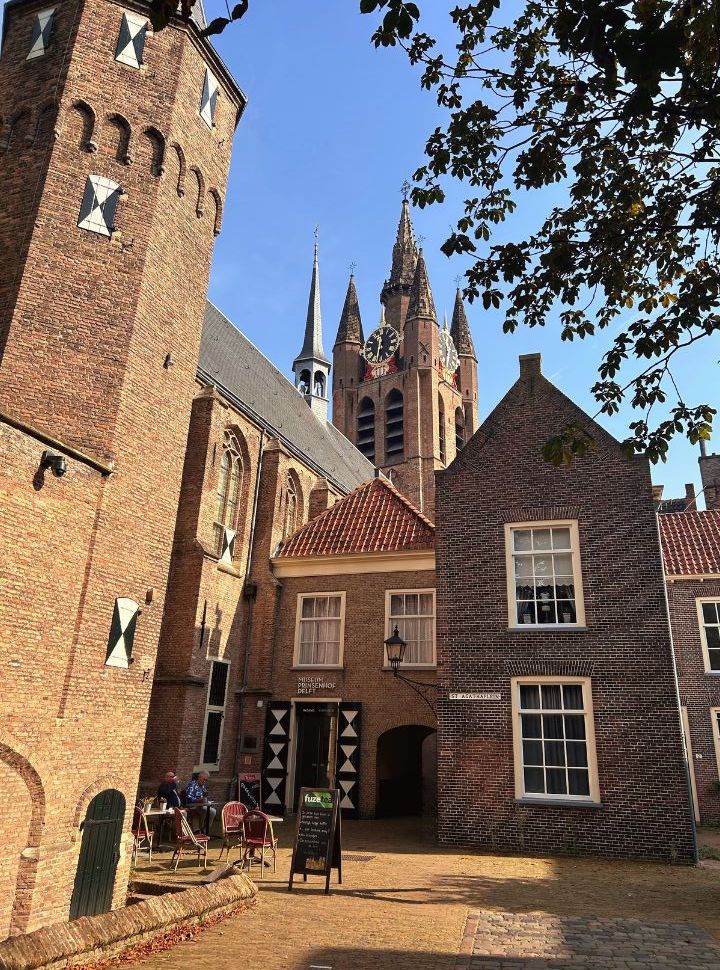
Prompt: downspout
<box><xmin>656</xmin><ymin>511</ymin><xmax>699</xmax><ymax>863</ymax></box>
<box><xmin>231</xmin><ymin>429</ymin><xmax>265</xmax><ymax>796</ymax></box>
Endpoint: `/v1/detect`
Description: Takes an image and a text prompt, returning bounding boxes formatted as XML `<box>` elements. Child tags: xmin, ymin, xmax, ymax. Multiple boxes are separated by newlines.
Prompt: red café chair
<box><xmin>170</xmin><ymin>807</ymin><xmax>209</xmax><ymax>872</ymax></box>
<box><xmin>241</xmin><ymin>810</ymin><xmax>278</xmax><ymax>878</ymax></box>
<box><xmin>131</xmin><ymin>804</ymin><xmax>153</xmax><ymax>865</ymax></box>
<box><xmin>219</xmin><ymin>801</ymin><xmax>247</xmax><ymax>864</ymax></box>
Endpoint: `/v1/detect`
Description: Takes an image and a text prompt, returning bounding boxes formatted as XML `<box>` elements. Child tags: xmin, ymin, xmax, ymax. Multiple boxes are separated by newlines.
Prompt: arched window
<box><xmin>357</xmin><ymin>397</ymin><xmax>375</xmax><ymax>463</ymax></box>
<box><xmin>438</xmin><ymin>394</ymin><xmax>446</xmax><ymax>464</ymax></box>
<box><xmin>284</xmin><ymin>475</ymin><xmax>298</xmax><ymax>539</ymax></box>
<box><xmin>386</xmin><ymin>389</ymin><xmax>404</xmax><ymax>461</ymax></box>
<box><xmin>313</xmin><ymin>371</ymin><xmax>326</xmax><ymax>398</ymax></box>
<box><xmin>298</xmin><ymin>369</ymin><xmax>311</xmax><ymax>395</ymax></box>
<box><xmin>455</xmin><ymin>407</ymin><xmax>465</xmax><ymax>455</ymax></box>
<box><xmin>214</xmin><ymin>430</ymin><xmax>243</xmax><ymax>557</ymax></box>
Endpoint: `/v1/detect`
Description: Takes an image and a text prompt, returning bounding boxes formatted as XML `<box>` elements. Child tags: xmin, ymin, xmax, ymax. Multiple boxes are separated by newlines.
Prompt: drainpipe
<box><xmin>231</xmin><ymin>429</ymin><xmax>265</xmax><ymax>796</ymax></box>
<box><xmin>656</xmin><ymin>510</ymin><xmax>699</xmax><ymax>863</ymax></box>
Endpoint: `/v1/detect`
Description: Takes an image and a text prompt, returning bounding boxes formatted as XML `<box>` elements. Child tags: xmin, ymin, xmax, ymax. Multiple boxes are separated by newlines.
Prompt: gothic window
<box><xmin>455</xmin><ymin>407</ymin><xmax>465</xmax><ymax>454</ymax></box>
<box><xmin>105</xmin><ymin>597</ymin><xmax>139</xmax><ymax>668</ymax></box>
<box><xmin>199</xmin><ymin>68</ymin><xmax>219</xmax><ymax>128</ymax></box>
<box><xmin>77</xmin><ymin>175</ymin><xmax>121</xmax><ymax>237</ymax></box>
<box><xmin>214</xmin><ymin>430</ymin><xmax>243</xmax><ymax>560</ymax></box>
<box><xmin>385</xmin><ymin>389</ymin><xmax>404</xmax><ymax>461</ymax></box>
<box><xmin>438</xmin><ymin>395</ymin><xmax>446</xmax><ymax>464</ymax></box>
<box><xmin>115</xmin><ymin>12</ymin><xmax>147</xmax><ymax>68</ymax></box>
<box><xmin>357</xmin><ymin>397</ymin><xmax>375</xmax><ymax>463</ymax></box>
<box><xmin>26</xmin><ymin>7</ymin><xmax>55</xmax><ymax>60</ymax></box>
<box><xmin>284</xmin><ymin>475</ymin><xmax>298</xmax><ymax>539</ymax></box>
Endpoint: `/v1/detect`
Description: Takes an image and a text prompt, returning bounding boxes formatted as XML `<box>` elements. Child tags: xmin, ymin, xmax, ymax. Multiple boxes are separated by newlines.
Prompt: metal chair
<box><xmin>131</xmin><ymin>804</ymin><xmax>153</xmax><ymax>865</ymax></box>
<box><xmin>219</xmin><ymin>801</ymin><xmax>247</xmax><ymax>864</ymax></box>
<box><xmin>241</xmin><ymin>810</ymin><xmax>277</xmax><ymax>878</ymax></box>
<box><xmin>169</xmin><ymin>807</ymin><xmax>209</xmax><ymax>871</ymax></box>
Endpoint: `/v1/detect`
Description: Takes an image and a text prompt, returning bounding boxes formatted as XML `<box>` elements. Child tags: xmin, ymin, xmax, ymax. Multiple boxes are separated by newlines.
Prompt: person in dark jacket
<box><xmin>157</xmin><ymin>771</ymin><xmax>182</xmax><ymax>808</ymax></box>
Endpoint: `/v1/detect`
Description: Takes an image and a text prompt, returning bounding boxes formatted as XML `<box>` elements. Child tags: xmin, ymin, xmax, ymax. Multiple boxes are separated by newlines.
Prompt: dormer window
<box><xmin>26</xmin><ymin>7</ymin><xmax>55</xmax><ymax>60</ymax></box>
<box><xmin>199</xmin><ymin>68</ymin><xmax>218</xmax><ymax>128</ymax></box>
<box><xmin>77</xmin><ymin>175</ymin><xmax>122</xmax><ymax>237</ymax></box>
<box><xmin>115</xmin><ymin>12</ymin><xmax>148</xmax><ymax>69</ymax></box>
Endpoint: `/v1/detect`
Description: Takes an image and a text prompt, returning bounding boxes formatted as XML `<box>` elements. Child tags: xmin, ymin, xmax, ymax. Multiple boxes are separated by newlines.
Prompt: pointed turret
<box><xmin>293</xmin><ymin>239</ymin><xmax>331</xmax><ymax>422</ymax></box>
<box><xmin>334</xmin><ymin>272</ymin><xmax>364</xmax><ymax>347</ymax></box>
<box><xmin>389</xmin><ymin>198</ymin><xmax>418</xmax><ymax>286</ymax></box>
<box><xmin>450</xmin><ymin>287</ymin><xmax>476</xmax><ymax>359</ymax></box>
<box><xmin>406</xmin><ymin>249</ymin><xmax>437</xmax><ymax>322</ymax></box>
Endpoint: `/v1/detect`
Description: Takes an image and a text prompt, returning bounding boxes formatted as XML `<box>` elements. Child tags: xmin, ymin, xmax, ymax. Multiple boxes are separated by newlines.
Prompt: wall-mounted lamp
<box><xmin>40</xmin><ymin>450</ymin><xmax>68</xmax><ymax>478</ymax></box>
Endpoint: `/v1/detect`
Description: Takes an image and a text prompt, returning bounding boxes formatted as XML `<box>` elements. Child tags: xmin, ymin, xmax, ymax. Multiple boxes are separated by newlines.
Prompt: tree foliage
<box><xmin>360</xmin><ymin>0</ymin><xmax>719</xmax><ymax>464</ymax></box>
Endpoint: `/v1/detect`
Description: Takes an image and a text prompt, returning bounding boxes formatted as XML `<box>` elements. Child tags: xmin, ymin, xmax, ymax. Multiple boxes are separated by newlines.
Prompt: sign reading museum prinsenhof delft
<box><xmin>288</xmin><ymin>788</ymin><xmax>342</xmax><ymax>895</ymax></box>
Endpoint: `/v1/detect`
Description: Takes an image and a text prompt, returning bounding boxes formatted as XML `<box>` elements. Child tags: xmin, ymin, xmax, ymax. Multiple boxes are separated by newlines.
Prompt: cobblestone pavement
<box><xmin>128</xmin><ymin>820</ymin><xmax>720</xmax><ymax>970</ymax></box>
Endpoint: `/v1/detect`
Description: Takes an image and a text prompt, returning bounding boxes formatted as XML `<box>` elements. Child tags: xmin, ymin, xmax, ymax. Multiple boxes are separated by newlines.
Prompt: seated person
<box><xmin>157</xmin><ymin>771</ymin><xmax>182</xmax><ymax>809</ymax></box>
<box><xmin>184</xmin><ymin>771</ymin><xmax>217</xmax><ymax>835</ymax></box>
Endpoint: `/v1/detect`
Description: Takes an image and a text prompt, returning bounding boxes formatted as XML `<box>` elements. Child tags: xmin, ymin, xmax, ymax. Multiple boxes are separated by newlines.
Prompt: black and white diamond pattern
<box><xmin>262</xmin><ymin>702</ymin><xmax>291</xmax><ymax>812</ymax></box>
<box><xmin>105</xmin><ymin>597</ymin><xmax>139</xmax><ymax>668</ymax></box>
<box><xmin>199</xmin><ymin>68</ymin><xmax>219</xmax><ymax>128</ymax></box>
<box><xmin>336</xmin><ymin>703</ymin><xmax>361</xmax><ymax>818</ymax></box>
<box><xmin>115</xmin><ymin>12</ymin><xmax>147</xmax><ymax>69</ymax></box>
<box><xmin>78</xmin><ymin>175</ymin><xmax>121</xmax><ymax>237</ymax></box>
<box><xmin>218</xmin><ymin>527</ymin><xmax>236</xmax><ymax>565</ymax></box>
<box><xmin>26</xmin><ymin>7</ymin><xmax>55</xmax><ymax>60</ymax></box>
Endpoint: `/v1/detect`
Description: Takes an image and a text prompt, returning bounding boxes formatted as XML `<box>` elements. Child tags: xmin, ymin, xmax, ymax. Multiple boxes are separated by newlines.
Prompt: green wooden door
<box><xmin>70</xmin><ymin>789</ymin><xmax>125</xmax><ymax>920</ymax></box>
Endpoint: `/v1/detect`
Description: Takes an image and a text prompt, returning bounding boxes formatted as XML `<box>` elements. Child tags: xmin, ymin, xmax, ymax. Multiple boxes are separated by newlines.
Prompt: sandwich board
<box><xmin>287</xmin><ymin>787</ymin><xmax>342</xmax><ymax>895</ymax></box>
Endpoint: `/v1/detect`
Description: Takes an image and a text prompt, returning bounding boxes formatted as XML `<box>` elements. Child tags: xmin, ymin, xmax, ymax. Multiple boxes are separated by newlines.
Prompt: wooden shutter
<box><xmin>336</xmin><ymin>702</ymin><xmax>361</xmax><ymax>819</ymax></box>
<box><xmin>262</xmin><ymin>701</ymin><xmax>291</xmax><ymax>813</ymax></box>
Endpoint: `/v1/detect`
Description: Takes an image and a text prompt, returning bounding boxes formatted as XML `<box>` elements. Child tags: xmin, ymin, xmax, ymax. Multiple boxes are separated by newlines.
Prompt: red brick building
<box><xmin>0</xmin><ymin>0</ymin><xmax>243</xmax><ymax>936</ymax></box>
<box><xmin>660</xmin><ymin>508</ymin><xmax>720</xmax><ymax>823</ymax></box>
<box><xmin>435</xmin><ymin>353</ymin><xmax>697</xmax><ymax>863</ymax></box>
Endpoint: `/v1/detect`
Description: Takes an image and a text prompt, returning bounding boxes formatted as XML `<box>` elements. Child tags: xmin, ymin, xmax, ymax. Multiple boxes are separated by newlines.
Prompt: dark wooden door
<box><xmin>70</xmin><ymin>789</ymin><xmax>125</xmax><ymax>920</ymax></box>
<box><xmin>293</xmin><ymin>706</ymin><xmax>334</xmax><ymax>810</ymax></box>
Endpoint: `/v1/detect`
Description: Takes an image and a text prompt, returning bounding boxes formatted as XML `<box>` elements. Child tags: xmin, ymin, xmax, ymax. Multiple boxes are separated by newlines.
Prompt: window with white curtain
<box><xmin>697</xmin><ymin>599</ymin><xmax>720</xmax><ymax>672</ymax></box>
<box><xmin>505</xmin><ymin>521</ymin><xmax>585</xmax><ymax>627</ymax></box>
<box><xmin>385</xmin><ymin>589</ymin><xmax>436</xmax><ymax>666</ymax></box>
<box><xmin>295</xmin><ymin>593</ymin><xmax>345</xmax><ymax>667</ymax></box>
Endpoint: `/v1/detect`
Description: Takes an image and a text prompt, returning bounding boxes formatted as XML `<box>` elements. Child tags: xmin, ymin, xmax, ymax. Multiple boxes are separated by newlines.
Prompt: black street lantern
<box><xmin>384</xmin><ymin>625</ymin><xmax>407</xmax><ymax>675</ymax></box>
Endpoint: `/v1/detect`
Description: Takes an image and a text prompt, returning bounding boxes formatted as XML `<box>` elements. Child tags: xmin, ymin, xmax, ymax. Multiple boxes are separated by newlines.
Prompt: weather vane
<box><xmin>417</xmin><ymin>233</ymin><xmax>426</xmax><ymax>249</ymax></box>
<box><xmin>349</xmin><ymin>261</ymin><xmax>357</xmax><ymax>275</ymax></box>
<box><xmin>401</xmin><ymin>179</ymin><xmax>411</xmax><ymax>202</ymax></box>
<box><xmin>455</xmin><ymin>274</ymin><xmax>463</xmax><ymax>287</ymax></box>
<box><xmin>314</xmin><ymin>224</ymin><xmax>319</xmax><ymax>242</ymax></box>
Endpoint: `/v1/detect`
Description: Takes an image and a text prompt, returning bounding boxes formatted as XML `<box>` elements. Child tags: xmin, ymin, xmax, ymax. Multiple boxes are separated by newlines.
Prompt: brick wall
<box><xmin>435</xmin><ymin>354</ymin><xmax>696</xmax><ymax>862</ymax></box>
<box><xmin>0</xmin><ymin>0</ymin><xmax>242</xmax><ymax>936</ymax></box>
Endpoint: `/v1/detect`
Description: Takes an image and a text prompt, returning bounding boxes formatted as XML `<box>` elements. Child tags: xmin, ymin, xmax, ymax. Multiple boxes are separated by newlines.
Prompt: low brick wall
<box><xmin>0</xmin><ymin>874</ymin><xmax>257</xmax><ymax>970</ymax></box>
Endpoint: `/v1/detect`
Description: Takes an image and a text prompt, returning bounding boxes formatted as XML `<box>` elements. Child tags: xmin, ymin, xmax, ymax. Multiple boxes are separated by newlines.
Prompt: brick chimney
<box><xmin>519</xmin><ymin>353</ymin><xmax>542</xmax><ymax>380</ymax></box>
<box><xmin>309</xmin><ymin>479</ymin><xmax>334</xmax><ymax>519</ymax></box>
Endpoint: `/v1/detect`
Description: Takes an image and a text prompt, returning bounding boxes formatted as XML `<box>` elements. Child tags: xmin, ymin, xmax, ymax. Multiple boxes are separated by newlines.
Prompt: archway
<box><xmin>376</xmin><ymin>725</ymin><xmax>436</xmax><ymax>817</ymax></box>
<box><xmin>70</xmin><ymin>789</ymin><xmax>125</xmax><ymax>920</ymax></box>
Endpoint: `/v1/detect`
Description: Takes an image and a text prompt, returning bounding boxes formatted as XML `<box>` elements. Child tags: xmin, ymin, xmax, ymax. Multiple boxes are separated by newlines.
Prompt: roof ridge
<box><xmin>371</xmin><ymin>476</ymin><xmax>435</xmax><ymax>531</ymax></box>
<box><xmin>277</xmin><ymin>478</ymin><xmax>378</xmax><ymax>552</ymax></box>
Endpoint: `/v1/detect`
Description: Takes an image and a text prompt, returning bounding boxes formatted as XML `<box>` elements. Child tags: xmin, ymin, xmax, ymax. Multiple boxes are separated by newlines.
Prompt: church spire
<box><xmin>406</xmin><ymin>248</ymin><xmax>437</xmax><ymax>323</ymax></box>
<box><xmin>334</xmin><ymin>271</ymin><xmax>364</xmax><ymax>347</ymax></box>
<box><xmin>389</xmin><ymin>197</ymin><xmax>418</xmax><ymax>287</ymax></box>
<box><xmin>294</xmin><ymin>237</ymin><xmax>330</xmax><ymax>367</ymax></box>
<box><xmin>450</xmin><ymin>286</ymin><xmax>476</xmax><ymax>359</ymax></box>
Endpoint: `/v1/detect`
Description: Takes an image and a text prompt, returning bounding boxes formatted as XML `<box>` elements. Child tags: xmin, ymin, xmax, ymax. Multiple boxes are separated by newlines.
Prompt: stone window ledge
<box><xmin>514</xmin><ymin>798</ymin><xmax>603</xmax><ymax>810</ymax></box>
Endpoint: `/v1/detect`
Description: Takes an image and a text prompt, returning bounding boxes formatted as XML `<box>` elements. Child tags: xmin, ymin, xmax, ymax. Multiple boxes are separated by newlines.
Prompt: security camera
<box><xmin>40</xmin><ymin>450</ymin><xmax>68</xmax><ymax>478</ymax></box>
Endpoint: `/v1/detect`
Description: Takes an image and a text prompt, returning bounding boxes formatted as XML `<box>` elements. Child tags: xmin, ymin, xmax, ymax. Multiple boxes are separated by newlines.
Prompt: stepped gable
<box><xmin>199</xmin><ymin>302</ymin><xmax>374</xmax><ymax>491</ymax></box>
<box><xmin>659</xmin><ymin>510</ymin><xmax>720</xmax><ymax>575</ymax></box>
<box><xmin>276</xmin><ymin>477</ymin><xmax>435</xmax><ymax>558</ymax></box>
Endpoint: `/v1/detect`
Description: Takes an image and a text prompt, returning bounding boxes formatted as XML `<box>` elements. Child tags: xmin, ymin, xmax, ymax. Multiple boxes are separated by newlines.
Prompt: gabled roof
<box><xmin>659</xmin><ymin>511</ymin><xmax>720</xmax><ymax>576</ymax></box>
<box><xmin>199</xmin><ymin>303</ymin><xmax>374</xmax><ymax>493</ymax></box>
<box><xmin>276</xmin><ymin>478</ymin><xmax>435</xmax><ymax>558</ymax></box>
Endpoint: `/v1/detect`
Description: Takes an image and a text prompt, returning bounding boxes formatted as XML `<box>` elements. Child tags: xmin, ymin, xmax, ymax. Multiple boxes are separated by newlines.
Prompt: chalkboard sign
<box><xmin>288</xmin><ymin>787</ymin><xmax>342</xmax><ymax>894</ymax></box>
<box><xmin>238</xmin><ymin>773</ymin><xmax>261</xmax><ymax>810</ymax></box>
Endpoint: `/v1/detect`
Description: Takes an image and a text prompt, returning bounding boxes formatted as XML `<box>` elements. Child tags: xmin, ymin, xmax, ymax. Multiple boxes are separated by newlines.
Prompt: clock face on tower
<box><xmin>439</xmin><ymin>327</ymin><xmax>460</xmax><ymax>374</ymax></box>
<box><xmin>363</xmin><ymin>324</ymin><xmax>399</xmax><ymax>364</ymax></box>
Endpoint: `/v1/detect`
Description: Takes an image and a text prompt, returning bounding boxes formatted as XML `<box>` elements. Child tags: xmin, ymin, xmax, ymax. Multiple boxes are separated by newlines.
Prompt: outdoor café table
<box><xmin>186</xmin><ymin>801</ymin><xmax>218</xmax><ymax>836</ymax></box>
<box><xmin>142</xmin><ymin>806</ymin><xmax>183</xmax><ymax>848</ymax></box>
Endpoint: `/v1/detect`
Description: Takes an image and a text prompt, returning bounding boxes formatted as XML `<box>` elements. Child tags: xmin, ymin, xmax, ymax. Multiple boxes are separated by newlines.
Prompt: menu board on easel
<box><xmin>287</xmin><ymin>788</ymin><xmax>342</xmax><ymax>895</ymax></box>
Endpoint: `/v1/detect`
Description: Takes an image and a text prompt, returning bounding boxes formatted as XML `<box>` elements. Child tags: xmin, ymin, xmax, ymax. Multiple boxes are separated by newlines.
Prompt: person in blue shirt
<box><xmin>185</xmin><ymin>771</ymin><xmax>216</xmax><ymax>835</ymax></box>
<box><xmin>157</xmin><ymin>771</ymin><xmax>182</xmax><ymax>809</ymax></box>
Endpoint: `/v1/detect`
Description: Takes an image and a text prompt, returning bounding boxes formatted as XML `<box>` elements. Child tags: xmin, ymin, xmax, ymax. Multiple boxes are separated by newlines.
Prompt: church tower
<box><xmin>0</xmin><ymin>0</ymin><xmax>244</xmax><ymax>932</ymax></box>
<box><xmin>293</xmin><ymin>239</ymin><xmax>331</xmax><ymax>422</ymax></box>
<box><xmin>331</xmin><ymin>198</ymin><xmax>479</xmax><ymax>514</ymax></box>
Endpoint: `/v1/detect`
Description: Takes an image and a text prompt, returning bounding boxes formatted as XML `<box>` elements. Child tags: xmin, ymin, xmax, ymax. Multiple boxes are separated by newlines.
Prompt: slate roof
<box><xmin>659</xmin><ymin>511</ymin><xmax>720</xmax><ymax>575</ymax></box>
<box><xmin>276</xmin><ymin>478</ymin><xmax>436</xmax><ymax>558</ymax></box>
<box><xmin>199</xmin><ymin>303</ymin><xmax>375</xmax><ymax>492</ymax></box>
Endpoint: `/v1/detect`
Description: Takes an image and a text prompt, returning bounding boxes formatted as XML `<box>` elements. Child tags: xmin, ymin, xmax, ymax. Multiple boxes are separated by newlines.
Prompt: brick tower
<box><xmin>0</xmin><ymin>0</ymin><xmax>244</xmax><ymax>936</ymax></box>
<box><xmin>331</xmin><ymin>200</ymin><xmax>479</xmax><ymax>515</ymax></box>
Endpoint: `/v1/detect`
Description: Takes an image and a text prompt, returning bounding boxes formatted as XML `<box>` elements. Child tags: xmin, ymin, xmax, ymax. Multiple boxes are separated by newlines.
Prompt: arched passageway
<box><xmin>376</xmin><ymin>725</ymin><xmax>436</xmax><ymax>817</ymax></box>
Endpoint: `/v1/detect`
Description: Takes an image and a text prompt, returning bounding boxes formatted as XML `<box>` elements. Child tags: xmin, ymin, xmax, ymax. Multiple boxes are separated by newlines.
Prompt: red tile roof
<box><xmin>276</xmin><ymin>478</ymin><xmax>435</xmax><ymax>558</ymax></box>
<box><xmin>659</xmin><ymin>510</ymin><xmax>720</xmax><ymax>576</ymax></box>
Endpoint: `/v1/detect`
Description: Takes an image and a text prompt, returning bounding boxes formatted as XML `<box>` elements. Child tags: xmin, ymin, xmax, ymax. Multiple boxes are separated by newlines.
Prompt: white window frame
<box><xmin>293</xmin><ymin>592</ymin><xmax>346</xmax><ymax>669</ymax></box>
<box><xmin>696</xmin><ymin>598</ymin><xmax>720</xmax><ymax>674</ymax></box>
<box><xmin>384</xmin><ymin>588</ymin><xmax>437</xmax><ymax>669</ymax></box>
<box><xmin>511</xmin><ymin>675</ymin><xmax>601</xmax><ymax>804</ymax></box>
<box><xmin>504</xmin><ymin>520</ymin><xmax>586</xmax><ymax>629</ymax></box>
<box><xmin>198</xmin><ymin>657</ymin><xmax>230</xmax><ymax>772</ymax></box>
<box><xmin>711</xmin><ymin>708</ymin><xmax>720</xmax><ymax>782</ymax></box>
